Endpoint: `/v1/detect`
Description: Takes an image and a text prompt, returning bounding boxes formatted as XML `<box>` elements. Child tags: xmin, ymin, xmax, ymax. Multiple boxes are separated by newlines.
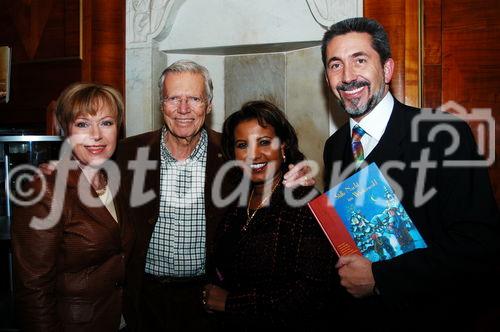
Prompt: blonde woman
<box><xmin>12</xmin><ymin>83</ymin><xmax>133</xmax><ymax>331</ymax></box>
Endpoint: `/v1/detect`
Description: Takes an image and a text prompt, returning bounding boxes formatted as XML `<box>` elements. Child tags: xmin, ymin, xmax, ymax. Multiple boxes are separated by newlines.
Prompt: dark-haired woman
<box><xmin>203</xmin><ymin>100</ymin><xmax>338</xmax><ymax>330</ymax></box>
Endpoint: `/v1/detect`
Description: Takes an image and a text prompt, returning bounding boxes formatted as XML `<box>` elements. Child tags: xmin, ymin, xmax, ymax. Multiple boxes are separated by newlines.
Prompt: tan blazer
<box><xmin>12</xmin><ymin>168</ymin><xmax>134</xmax><ymax>332</ymax></box>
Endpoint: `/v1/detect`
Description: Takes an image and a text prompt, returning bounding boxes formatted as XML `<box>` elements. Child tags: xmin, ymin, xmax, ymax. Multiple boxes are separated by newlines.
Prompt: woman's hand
<box><xmin>203</xmin><ymin>284</ymin><xmax>228</xmax><ymax>312</ymax></box>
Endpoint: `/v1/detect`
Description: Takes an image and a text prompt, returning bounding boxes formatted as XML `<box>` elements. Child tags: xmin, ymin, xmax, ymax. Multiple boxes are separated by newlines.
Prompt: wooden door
<box><xmin>0</xmin><ymin>0</ymin><xmax>125</xmax><ymax>132</ymax></box>
<box><xmin>422</xmin><ymin>0</ymin><xmax>500</xmax><ymax>204</ymax></box>
<box><xmin>0</xmin><ymin>0</ymin><xmax>82</xmax><ymax>129</ymax></box>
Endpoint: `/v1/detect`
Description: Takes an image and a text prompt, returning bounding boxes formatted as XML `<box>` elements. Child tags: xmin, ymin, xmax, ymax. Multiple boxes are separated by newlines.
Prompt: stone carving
<box><xmin>128</xmin><ymin>0</ymin><xmax>186</xmax><ymax>45</ymax></box>
<box><xmin>306</xmin><ymin>0</ymin><xmax>336</xmax><ymax>28</ymax></box>
<box><xmin>306</xmin><ymin>0</ymin><xmax>360</xmax><ymax>29</ymax></box>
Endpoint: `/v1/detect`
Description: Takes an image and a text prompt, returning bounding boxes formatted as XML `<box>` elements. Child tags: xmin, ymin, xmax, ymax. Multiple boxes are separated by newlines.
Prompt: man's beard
<box><xmin>337</xmin><ymin>80</ymin><xmax>385</xmax><ymax>118</ymax></box>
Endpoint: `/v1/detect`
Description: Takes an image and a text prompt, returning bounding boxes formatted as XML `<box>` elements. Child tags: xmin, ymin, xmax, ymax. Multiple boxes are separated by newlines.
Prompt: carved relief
<box><xmin>128</xmin><ymin>0</ymin><xmax>186</xmax><ymax>45</ymax></box>
<box><xmin>131</xmin><ymin>0</ymin><xmax>151</xmax><ymax>43</ymax></box>
<box><xmin>306</xmin><ymin>0</ymin><xmax>336</xmax><ymax>28</ymax></box>
<box><xmin>306</xmin><ymin>0</ymin><xmax>360</xmax><ymax>29</ymax></box>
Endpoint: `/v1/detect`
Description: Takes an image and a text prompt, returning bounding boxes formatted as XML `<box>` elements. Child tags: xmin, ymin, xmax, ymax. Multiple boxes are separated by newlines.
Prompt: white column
<box><xmin>125</xmin><ymin>0</ymin><xmax>185</xmax><ymax>136</ymax></box>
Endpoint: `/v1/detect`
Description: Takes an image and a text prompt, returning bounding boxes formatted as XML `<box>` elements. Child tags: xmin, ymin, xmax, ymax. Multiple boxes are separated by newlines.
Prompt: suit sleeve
<box><xmin>323</xmin><ymin>137</ymin><xmax>334</xmax><ymax>191</ymax></box>
<box><xmin>11</xmin><ymin>179</ymin><xmax>64</xmax><ymax>332</ymax></box>
<box><xmin>372</xmin><ymin>119</ymin><xmax>500</xmax><ymax>301</ymax></box>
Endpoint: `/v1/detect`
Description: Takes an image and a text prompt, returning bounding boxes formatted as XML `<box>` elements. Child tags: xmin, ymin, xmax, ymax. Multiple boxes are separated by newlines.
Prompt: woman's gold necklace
<box><xmin>93</xmin><ymin>172</ymin><xmax>108</xmax><ymax>196</ymax></box>
<box><xmin>243</xmin><ymin>180</ymin><xmax>280</xmax><ymax>231</ymax></box>
<box><xmin>95</xmin><ymin>185</ymin><xmax>107</xmax><ymax>196</ymax></box>
<box><xmin>78</xmin><ymin>163</ymin><xmax>107</xmax><ymax>196</ymax></box>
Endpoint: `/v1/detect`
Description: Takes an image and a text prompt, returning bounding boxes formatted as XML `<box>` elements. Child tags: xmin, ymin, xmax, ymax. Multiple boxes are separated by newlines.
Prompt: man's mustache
<box><xmin>337</xmin><ymin>80</ymin><xmax>370</xmax><ymax>91</ymax></box>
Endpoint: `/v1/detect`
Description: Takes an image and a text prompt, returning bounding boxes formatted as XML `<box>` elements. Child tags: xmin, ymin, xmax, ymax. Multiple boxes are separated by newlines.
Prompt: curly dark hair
<box><xmin>222</xmin><ymin>100</ymin><xmax>305</xmax><ymax>170</ymax></box>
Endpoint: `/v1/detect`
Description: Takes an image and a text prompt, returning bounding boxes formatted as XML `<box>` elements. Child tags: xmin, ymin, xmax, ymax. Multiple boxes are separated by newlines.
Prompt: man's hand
<box><xmin>336</xmin><ymin>254</ymin><xmax>375</xmax><ymax>298</ymax></box>
<box><xmin>283</xmin><ymin>162</ymin><xmax>316</xmax><ymax>188</ymax></box>
<box><xmin>203</xmin><ymin>284</ymin><xmax>228</xmax><ymax>312</ymax></box>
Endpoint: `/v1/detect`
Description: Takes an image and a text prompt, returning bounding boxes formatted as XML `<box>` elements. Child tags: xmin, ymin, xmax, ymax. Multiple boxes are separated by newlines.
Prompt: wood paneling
<box><xmin>403</xmin><ymin>0</ymin><xmax>420</xmax><ymax>107</ymax></box>
<box><xmin>364</xmin><ymin>0</ymin><xmax>421</xmax><ymax>107</ymax></box>
<box><xmin>422</xmin><ymin>0</ymin><xmax>442</xmax><ymax>108</ymax></box>
<box><xmin>7</xmin><ymin>0</ymin><xmax>57</xmax><ymax>60</ymax></box>
<box><xmin>4</xmin><ymin>59</ymin><xmax>81</xmax><ymax>126</ymax></box>
<box><xmin>367</xmin><ymin>0</ymin><xmax>500</xmax><ymax>203</ymax></box>
<box><xmin>82</xmin><ymin>0</ymin><xmax>125</xmax><ymax>97</ymax></box>
<box><xmin>0</xmin><ymin>0</ymin><xmax>81</xmax><ymax>130</ymax></box>
<box><xmin>364</xmin><ymin>0</ymin><xmax>406</xmax><ymax>102</ymax></box>
<box><xmin>0</xmin><ymin>0</ymin><xmax>125</xmax><ymax>132</ymax></box>
<box><xmin>422</xmin><ymin>63</ymin><xmax>441</xmax><ymax>108</ymax></box>
<box><xmin>440</xmin><ymin>0</ymin><xmax>500</xmax><ymax>202</ymax></box>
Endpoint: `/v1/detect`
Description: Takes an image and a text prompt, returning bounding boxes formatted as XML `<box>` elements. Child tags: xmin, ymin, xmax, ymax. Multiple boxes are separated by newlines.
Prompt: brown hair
<box><xmin>55</xmin><ymin>82</ymin><xmax>124</xmax><ymax>135</ymax></box>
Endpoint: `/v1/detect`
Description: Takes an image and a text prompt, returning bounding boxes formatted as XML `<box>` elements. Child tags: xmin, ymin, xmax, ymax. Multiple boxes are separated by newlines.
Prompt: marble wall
<box><xmin>126</xmin><ymin>46</ymin><xmax>167</xmax><ymax>135</ymax></box>
<box><xmin>125</xmin><ymin>0</ymin><xmax>361</xmax><ymax>178</ymax></box>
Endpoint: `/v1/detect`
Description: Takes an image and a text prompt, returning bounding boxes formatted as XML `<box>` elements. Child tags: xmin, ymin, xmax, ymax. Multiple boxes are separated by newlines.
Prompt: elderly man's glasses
<box><xmin>162</xmin><ymin>96</ymin><xmax>206</xmax><ymax>108</ymax></box>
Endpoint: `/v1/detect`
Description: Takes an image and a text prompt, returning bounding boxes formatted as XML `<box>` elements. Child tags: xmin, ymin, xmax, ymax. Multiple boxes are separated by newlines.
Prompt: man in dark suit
<box><xmin>321</xmin><ymin>17</ymin><xmax>499</xmax><ymax>330</ymax></box>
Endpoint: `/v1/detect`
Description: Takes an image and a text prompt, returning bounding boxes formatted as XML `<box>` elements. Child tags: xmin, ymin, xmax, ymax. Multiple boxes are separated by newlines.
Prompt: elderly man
<box><xmin>117</xmin><ymin>60</ymin><xmax>225</xmax><ymax>331</ymax></box>
<box><xmin>116</xmin><ymin>60</ymin><xmax>309</xmax><ymax>331</ymax></box>
<box><xmin>321</xmin><ymin>18</ymin><xmax>499</xmax><ymax>330</ymax></box>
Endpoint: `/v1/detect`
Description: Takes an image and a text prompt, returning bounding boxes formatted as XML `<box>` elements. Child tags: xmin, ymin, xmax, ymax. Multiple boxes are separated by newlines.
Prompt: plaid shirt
<box><xmin>144</xmin><ymin>128</ymin><xmax>207</xmax><ymax>277</ymax></box>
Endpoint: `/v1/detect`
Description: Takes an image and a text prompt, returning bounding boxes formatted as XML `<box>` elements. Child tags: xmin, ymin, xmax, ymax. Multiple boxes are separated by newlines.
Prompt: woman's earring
<box><xmin>282</xmin><ymin>154</ymin><xmax>286</xmax><ymax>162</ymax></box>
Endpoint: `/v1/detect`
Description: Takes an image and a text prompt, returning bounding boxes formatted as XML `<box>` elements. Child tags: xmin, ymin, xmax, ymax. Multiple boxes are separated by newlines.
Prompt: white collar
<box><xmin>349</xmin><ymin>92</ymin><xmax>394</xmax><ymax>140</ymax></box>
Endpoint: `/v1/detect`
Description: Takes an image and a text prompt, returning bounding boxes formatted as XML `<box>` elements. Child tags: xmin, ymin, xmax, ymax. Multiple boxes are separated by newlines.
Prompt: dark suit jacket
<box><xmin>12</xmin><ymin>168</ymin><xmax>134</xmax><ymax>332</ymax></box>
<box><xmin>115</xmin><ymin>128</ymin><xmax>232</xmax><ymax>329</ymax></box>
<box><xmin>323</xmin><ymin>99</ymin><xmax>499</xmax><ymax>330</ymax></box>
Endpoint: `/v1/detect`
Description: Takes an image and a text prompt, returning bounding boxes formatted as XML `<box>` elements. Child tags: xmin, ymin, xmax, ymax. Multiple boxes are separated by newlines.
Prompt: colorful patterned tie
<box><xmin>352</xmin><ymin>125</ymin><xmax>365</xmax><ymax>168</ymax></box>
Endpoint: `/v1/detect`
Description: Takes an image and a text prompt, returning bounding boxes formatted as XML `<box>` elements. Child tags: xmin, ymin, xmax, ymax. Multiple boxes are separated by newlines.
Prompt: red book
<box><xmin>308</xmin><ymin>163</ymin><xmax>426</xmax><ymax>262</ymax></box>
<box><xmin>308</xmin><ymin>193</ymin><xmax>361</xmax><ymax>257</ymax></box>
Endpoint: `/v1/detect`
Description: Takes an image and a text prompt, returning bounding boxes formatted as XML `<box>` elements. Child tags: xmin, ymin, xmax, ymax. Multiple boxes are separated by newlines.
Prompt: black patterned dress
<box><xmin>213</xmin><ymin>184</ymin><xmax>340</xmax><ymax>330</ymax></box>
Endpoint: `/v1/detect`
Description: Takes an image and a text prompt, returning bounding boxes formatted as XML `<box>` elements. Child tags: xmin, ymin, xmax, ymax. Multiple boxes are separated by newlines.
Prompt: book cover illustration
<box><xmin>309</xmin><ymin>163</ymin><xmax>427</xmax><ymax>262</ymax></box>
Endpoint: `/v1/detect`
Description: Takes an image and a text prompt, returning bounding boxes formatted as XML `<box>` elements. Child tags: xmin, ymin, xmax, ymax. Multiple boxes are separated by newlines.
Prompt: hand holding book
<box><xmin>336</xmin><ymin>254</ymin><xmax>375</xmax><ymax>298</ymax></box>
